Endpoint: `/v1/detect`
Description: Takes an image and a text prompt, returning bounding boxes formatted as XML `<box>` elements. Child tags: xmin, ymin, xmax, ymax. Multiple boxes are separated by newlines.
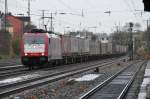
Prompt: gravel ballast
<box><xmin>124</xmin><ymin>61</ymin><xmax>147</xmax><ymax>99</ymax></box>
<box><xmin>3</xmin><ymin>61</ymin><xmax>130</xmax><ymax>99</ymax></box>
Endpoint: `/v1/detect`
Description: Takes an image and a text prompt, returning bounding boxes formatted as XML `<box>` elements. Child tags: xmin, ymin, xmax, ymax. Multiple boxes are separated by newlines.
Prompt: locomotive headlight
<box><xmin>42</xmin><ymin>53</ymin><xmax>44</xmax><ymax>56</ymax></box>
<box><xmin>25</xmin><ymin>53</ymin><xmax>28</xmax><ymax>56</ymax></box>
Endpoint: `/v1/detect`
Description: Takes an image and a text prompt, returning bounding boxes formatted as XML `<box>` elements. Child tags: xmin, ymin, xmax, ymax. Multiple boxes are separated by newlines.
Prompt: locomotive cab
<box><xmin>21</xmin><ymin>30</ymin><xmax>49</xmax><ymax>66</ymax></box>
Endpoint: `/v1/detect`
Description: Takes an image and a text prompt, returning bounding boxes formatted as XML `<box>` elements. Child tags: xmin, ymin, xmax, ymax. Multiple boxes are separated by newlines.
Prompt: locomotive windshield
<box><xmin>24</xmin><ymin>36</ymin><xmax>45</xmax><ymax>53</ymax></box>
<box><xmin>24</xmin><ymin>37</ymin><xmax>44</xmax><ymax>44</ymax></box>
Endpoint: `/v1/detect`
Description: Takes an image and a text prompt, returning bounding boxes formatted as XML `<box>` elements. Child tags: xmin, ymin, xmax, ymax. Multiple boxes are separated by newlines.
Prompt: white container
<box><xmin>70</xmin><ymin>37</ymin><xmax>79</xmax><ymax>54</ymax></box>
<box><xmin>78</xmin><ymin>37</ymin><xmax>85</xmax><ymax>54</ymax></box>
<box><xmin>84</xmin><ymin>39</ymin><xmax>90</xmax><ymax>53</ymax></box>
<box><xmin>60</xmin><ymin>35</ymin><xmax>71</xmax><ymax>56</ymax></box>
<box><xmin>107</xmin><ymin>43</ymin><xmax>112</xmax><ymax>54</ymax></box>
<box><xmin>48</xmin><ymin>34</ymin><xmax>62</xmax><ymax>59</ymax></box>
<box><xmin>90</xmin><ymin>40</ymin><xmax>100</xmax><ymax>55</ymax></box>
<box><xmin>101</xmin><ymin>43</ymin><xmax>107</xmax><ymax>55</ymax></box>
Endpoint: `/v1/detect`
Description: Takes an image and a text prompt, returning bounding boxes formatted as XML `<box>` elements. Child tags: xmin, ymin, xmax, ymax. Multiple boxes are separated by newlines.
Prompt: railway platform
<box><xmin>138</xmin><ymin>61</ymin><xmax>150</xmax><ymax>99</ymax></box>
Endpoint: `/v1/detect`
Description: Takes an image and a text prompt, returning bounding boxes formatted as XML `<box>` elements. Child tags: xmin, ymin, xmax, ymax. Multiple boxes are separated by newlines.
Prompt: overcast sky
<box><xmin>0</xmin><ymin>0</ymin><xmax>150</xmax><ymax>34</ymax></box>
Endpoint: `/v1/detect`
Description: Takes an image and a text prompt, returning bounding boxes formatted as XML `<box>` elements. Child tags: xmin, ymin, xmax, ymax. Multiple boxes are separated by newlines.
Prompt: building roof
<box><xmin>16</xmin><ymin>16</ymin><xmax>30</xmax><ymax>22</ymax></box>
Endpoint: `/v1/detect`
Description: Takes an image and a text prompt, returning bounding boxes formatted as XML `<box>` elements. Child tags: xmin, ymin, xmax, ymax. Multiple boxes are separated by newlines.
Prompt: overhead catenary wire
<box><xmin>123</xmin><ymin>0</ymin><xmax>143</xmax><ymax>19</ymax></box>
<box><xmin>123</xmin><ymin>0</ymin><xmax>137</xmax><ymax>17</ymax></box>
<box><xmin>18</xmin><ymin>0</ymin><xmax>28</xmax><ymax>9</ymax></box>
<box><xmin>55</xmin><ymin>18</ymin><xmax>80</xmax><ymax>28</ymax></box>
<box><xmin>124</xmin><ymin>0</ymin><xmax>145</xmax><ymax>25</ymax></box>
<box><xmin>130</xmin><ymin>0</ymin><xmax>144</xmax><ymax>17</ymax></box>
<box><xmin>56</xmin><ymin>0</ymin><xmax>78</xmax><ymax>14</ymax></box>
<box><xmin>122</xmin><ymin>0</ymin><xmax>146</xmax><ymax>30</ymax></box>
<box><xmin>83</xmin><ymin>0</ymin><xmax>95</xmax><ymax>9</ymax></box>
<box><xmin>4</xmin><ymin>0</ymin><xmax>146</xmax><ymax>33</ymax></box>
<box><xmin>0</xmin><ymin>0</ymin><xmax>29</xmax><ymax>16</ymax></box>
<box><xmin>130</xmin><ymin>0</ymin><xmax>136</xmax><ymax>11</ymax></box>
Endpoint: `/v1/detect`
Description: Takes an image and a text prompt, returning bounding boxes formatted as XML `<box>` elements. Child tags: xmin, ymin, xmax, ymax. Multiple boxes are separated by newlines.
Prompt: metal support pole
<box><xmin>129</xmin><ymin>22</ymin><xmax>134</xmax><ymax>60</ymax></box>
<box><xmin>4</xmin><ymin>0</ymin><xmax>8</xmax><ymax>32</ymax></box>
<box><xmin>42</xmin><ymin>10</ymin><xmax>45</xmax><ymax>29</ymax></box>
<box><xmin>50</xmin><ymin>12</ymin><xmax>53</xmax><ymax>32</ymax></box>
<box><xmin>28</xmin><ymin>0</ymin><xmax>30</xmax><ymax>18</ymax></box>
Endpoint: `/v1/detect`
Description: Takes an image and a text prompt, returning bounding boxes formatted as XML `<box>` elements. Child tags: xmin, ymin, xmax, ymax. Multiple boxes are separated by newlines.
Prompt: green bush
<box><xmin>12</xmin><ymin>39</ymin><xmax>20</xmax><ymax>56</ymax></box>
<box><xmin>0</xmin><ymin>29</ymin><xmax>11</xmax><ymax>55</ymax></box>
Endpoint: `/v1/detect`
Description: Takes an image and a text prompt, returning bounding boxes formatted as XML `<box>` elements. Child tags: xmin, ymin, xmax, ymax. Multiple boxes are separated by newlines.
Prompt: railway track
<box><xmin>0</xmin><ymin>65</ymin><xmax>28</xmax><ymax>78</ymax></box>
<box><xmin>79</xmin><ymin>60</ymin><xmax>146</xmax><ymax>99</ymax></box>
<box><xmin>0</xmin><ymin>57</ymin><xmax>124</xmax><ymax>98</ymax></box>
<box><xmin>0</xmin><ymin>65</ymin><xmax>23</xmax><ymax>70</ymax></box>
<box><xmin>0</xmin><ymin>57</ymin><xmax>123</xmax><ymax>79</ymax></box>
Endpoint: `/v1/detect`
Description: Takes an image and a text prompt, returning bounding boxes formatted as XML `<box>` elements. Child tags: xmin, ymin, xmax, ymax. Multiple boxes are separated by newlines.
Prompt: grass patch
<box><xmin>0</xmin><ymin>55</ymin><xmax>11</xmax><ymax>61</ymax></box>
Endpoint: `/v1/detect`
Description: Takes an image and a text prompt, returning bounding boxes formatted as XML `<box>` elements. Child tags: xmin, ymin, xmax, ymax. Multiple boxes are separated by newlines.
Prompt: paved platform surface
<box><xmin>138</xmin><ymin>61</ymin><xmax>150</xmax><ymax>99</ymax></box>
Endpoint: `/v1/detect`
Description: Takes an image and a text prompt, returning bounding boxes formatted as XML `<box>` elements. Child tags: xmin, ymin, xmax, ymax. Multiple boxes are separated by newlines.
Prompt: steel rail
<box><xmin>0</xmin><ymin>57</ymin><xmax>120</xmax><ymax>79</ymax></box>
<box><xmin>0</xmin><ymin>65</ymin><xmax>23</xmax><ymax>70</ymax></box>
<box><xmin>117</xmin><ymin>61</ymin><xmax>147</xmax><ymax>99</ymax></box>
<box><xmin>79</xmin><ymin>60</ymin><xmax>144</xmax><ymax>99</ymax></box>
<box><xmin>0</xmin><ymin>59</ymin><xmax>112</xmax><ymax>79</ymax></box>
<box><xmin>0</xmin><ymin>56</ymin><xmax>126</xmax><ymax>78</ymax></box>
<box><xmin>0</xmin><ymin>58</ymin><xmax>123</xmax><ymax>98</ymax></box>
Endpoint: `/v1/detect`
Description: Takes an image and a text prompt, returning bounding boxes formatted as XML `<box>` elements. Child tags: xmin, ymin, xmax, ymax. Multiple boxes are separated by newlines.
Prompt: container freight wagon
<box><xmin>100</xmin><ymin>43</ymin><xmax>114</xmax><ymax>58</ymax></box>
<box><xmin>121</xmin><ymin>45</ymin><xmax>127</xmax><ymax>53</ymax></box>
<box><xmin>101</xmin><ymin>43</ymin><xmax>108</xmax><ymax>55</ymax></box>
<box><xmin>116</xmin><ymin>45</ymin><xmax>121</xmax><ymax>53</ymax></box>
<box><xmin>89</xmin><ymin>40</ymin><xmax>100</xmax><ymax>55</ymax></box>
<box><xmin>78</xmin><ymin>37</ymin><xmax>90</xmax><ymax>54</ymax></box>
<box><xmin>89</xmin><ymin>40</ymin><xmax>101</xmax><ymax>60</ymax></box>
<box><xmin>78</xmin><ymin>37</ymin><xmax>85</xmax><ymax>54</ymax></box>
<box><xmin>84</xmin><ymin>39</ymin><xmax>90</xmax><ymax>53</ymax></box>
<box><xmin>48</xmin><ymin>34</ymin><xmax>62</xmax><ymax>62</ymax></box>
<box><xmin>60</xmin><ymin>35</ymin><xmax>77</xmax><ymax>64</ymax></box>
<box><xmin>60</xmin><ymin>35</ymin><xmax>71</xmax><ymax>56</ymax></box>
<box><xmin>60</xmin><ymin>35</ymin><xmax>90</xmax><ymax>63</ymax></box>
<box><xmin>70</xmin><ymin>36</ymin><xmax>79</xmax><ymax>54</ymax></box>
<box><xmin>107</xmin><ymin>43</ymin><xmax>113</xmax><ymax>54</ymax></box>
<box><xmin>75</xmin><ymin>37</ymin><xmax>90</xmax><ymax>62</ymax></box>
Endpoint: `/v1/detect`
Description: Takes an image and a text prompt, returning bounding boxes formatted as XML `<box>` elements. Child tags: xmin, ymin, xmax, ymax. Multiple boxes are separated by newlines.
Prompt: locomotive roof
<box><xmin>30</xmin><ymin>29</ymin><xmax>47</xmax><ymax>33</ymax></box>
<box><xmin>48</xmin><ymin>34</ymin><xmax>60</xmax><ymax>39</ymax></box>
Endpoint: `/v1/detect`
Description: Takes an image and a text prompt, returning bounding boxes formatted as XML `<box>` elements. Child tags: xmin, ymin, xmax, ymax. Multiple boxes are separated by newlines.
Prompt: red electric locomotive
<box><xmin>21</xmin><ymin>30</ymin><xmax>49</xmax><ymax>66</ymax></box>
<box><xmin>21</xmin><ymin>29</ymin><xmax>62</xmax><ymax>68</ymax></box>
